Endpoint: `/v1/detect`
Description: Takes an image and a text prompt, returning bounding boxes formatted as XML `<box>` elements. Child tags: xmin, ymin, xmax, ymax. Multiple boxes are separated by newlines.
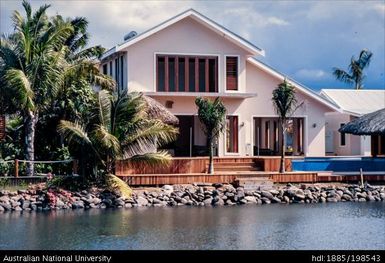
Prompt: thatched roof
<box><xmin>339</xmin><ymin>108</ymin><xmax>385</xmax><ymax>135</ymax></box>
<box><xmin>143</xmin><ymin>96</ymin><xmax>179</xmax><ymax>126</ymax></box>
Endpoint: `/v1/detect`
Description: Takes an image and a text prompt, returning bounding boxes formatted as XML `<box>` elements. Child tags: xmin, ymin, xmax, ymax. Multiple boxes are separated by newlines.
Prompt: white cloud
<box><xmin>266</xmin><ymin>17</ymin><xmax>289</xmax><ymax>26</ymax></box>
<box><xmin>295</xmin><ymin>69</ymin><xmax>329</xmax><ymax>79</ymax></box>
<box><xmin>372</xmin><ymin>3</ymin><xmax>385</xmax><ymax>15</ymax></box>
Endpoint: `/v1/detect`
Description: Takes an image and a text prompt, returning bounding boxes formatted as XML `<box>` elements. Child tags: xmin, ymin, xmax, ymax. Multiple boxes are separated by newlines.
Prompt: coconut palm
<box><xmin>272</xmin><ymin>80</ymin><xmax>298</xmax><ymax>173</ymax></box>
<box><xmin>195</xmin><ymin>97</ymin><xmax>226</xmax><ymax>174</ymax></box>
<box><xmin>58</xmin><ymin>90</ymin><xmax>178</xmax><ymax>179</ymax></box>
<box><xmin>333</xmin><ymin>49</ymin><xmax>373</xmax><ymax>90</ymax></box>
<box><xmin>0</xmin><ymin>1</ymin><xmax>73</xmax><ymax>175</ymax></box>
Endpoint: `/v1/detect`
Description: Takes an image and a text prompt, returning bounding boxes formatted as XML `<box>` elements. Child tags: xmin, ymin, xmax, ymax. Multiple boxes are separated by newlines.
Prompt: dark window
<box><xmin>208</xmin><ymin>59</ymin><xmax>216</xmax><ymax>92</ymax></box>
<box><xmin>198</xmin><ymin>59</ymin><xmax>205</xmax><ymax>92</ymax></box>
<box><xmin>226</xmin><ymin>56</ymin><xmax>238</xmax><ymax>90</ymax></box>
<box><xmin>188</xmin><ymin>58</ymin><xmax>195</xmax><ymax>92</ymax></box>
<box><xmin>178</xmin><ymin>58</ymin><xmax>185</xmax><ymax>91</ymax></box>
<box><xmin>340</xmin><ymin>123</ymin><xmax>346</xmax><ymax>146</ymax></box>
<box><xmin>168</xmin><ymin>57</ymin><xmax>175</xmax><ymax>92</ymax></box>
<box><xmin>115</xmin><ymin>58</ymin><xmax>119</xmax><ymax>86</ymax></box>
<box><xmin>157</xmin><ymin>57</ymin><xmax>165</xmax><ymax>91</ymax></box>
<box><xmin>102</xmin><ymin>64</ymin><xmax>107</xmax><ymax>75</ymax></box>
<box><xmin>109</xmin><ymin>61</ymin><xmax>112</xmax><ymax>76</ymax></box>
<box><xmin>120</xmin><ymin>56</ymin><xmax>124</xmax><ymax>90</ymax></box>
<box><xmin>156</xmin><ymin>55</ymin><xmax>217</xmax><ymax>92</ymax></box>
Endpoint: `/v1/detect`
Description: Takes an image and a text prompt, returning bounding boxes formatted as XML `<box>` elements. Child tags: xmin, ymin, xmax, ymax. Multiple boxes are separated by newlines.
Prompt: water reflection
<box><xmin>0</xmin><ymin>202</ymin><xmax>384</xmax><ymax>250</ymax></box>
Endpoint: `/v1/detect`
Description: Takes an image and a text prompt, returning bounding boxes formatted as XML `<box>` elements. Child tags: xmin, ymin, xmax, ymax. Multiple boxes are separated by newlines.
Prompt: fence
<box><xmin>0</xmin><ymin>159</ymin><xmax>78</xmax><ymax>177</ymax></box>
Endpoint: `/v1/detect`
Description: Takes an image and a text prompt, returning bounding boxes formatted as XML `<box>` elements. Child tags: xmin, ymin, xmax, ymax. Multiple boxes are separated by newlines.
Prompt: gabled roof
<box><xmin>101</xmin><ymin>9</ymin><xmax>265</xmax><ymax>60</ymax></box>
<box><xmin>247</xmin><ymin>57</ymin><xmax>342</xmax><ymax>112</ymax></box>
<box><xmin>320</xmin><ymin>89</ymin><xmax>385</xmax><ymax>116</ymax></box>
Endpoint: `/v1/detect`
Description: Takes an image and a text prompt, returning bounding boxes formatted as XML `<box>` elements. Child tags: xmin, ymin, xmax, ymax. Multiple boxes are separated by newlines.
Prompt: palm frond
<box><xmin>332</xmin><ymin>68</ymin><xmax>354</xmax><ymax>84</ymax></box>
<box><xmin>105</xmin><ymin>174</ymin><xmax>132</xmax><ymax>199</ymax></box>
<box><xmin>4</xmin><ymin>68</ymin><xmax>34</xmax><ymax>111</ymax></box>
<box><xmin>92</xmin><ymin>124</ymin><xmax>121</xmax><ymax>157</ymax></box>
<box><xmin>358</xmin><ymin>49</ymin><xmax>373</xmax><ymax>69</ymax></box>
<box><xmin>57</xmin><ymin>120</ymin><xmax>92</xmax><ymax>146</ymax></box>
<box><xmin>96</xmin><ymin>90</ymin><xmax>112</xmax><ymax>128</ymax></box>
<box><xmin>124</xmin><ymin>151</ymin><xmax>172</xmax><ymax>168</ymax></box>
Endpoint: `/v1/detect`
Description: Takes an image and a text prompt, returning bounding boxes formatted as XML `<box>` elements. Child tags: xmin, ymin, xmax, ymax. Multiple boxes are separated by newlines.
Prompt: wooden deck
<box><xmin>116</xmin><ymin>156</ymin><xmax>385</xmax><ymax>186</ymax></box>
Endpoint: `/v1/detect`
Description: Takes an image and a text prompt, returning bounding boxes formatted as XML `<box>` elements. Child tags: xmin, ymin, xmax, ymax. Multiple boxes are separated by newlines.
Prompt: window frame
<box><xmin>224</xmin><ymin>55</ymin><xmax>240</xmax><ymax>91</ymax></box>
<box><xmin>154</xmin><ymin>53</ymin><xmax>219</xmax><ymax>93</ymax></box>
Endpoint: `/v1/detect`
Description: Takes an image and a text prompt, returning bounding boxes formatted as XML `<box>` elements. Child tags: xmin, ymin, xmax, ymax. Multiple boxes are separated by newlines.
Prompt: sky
<box><xmin>1</xmin><ymin>0</ymin><xmax>384</xmax><ymax>91</ymax></box>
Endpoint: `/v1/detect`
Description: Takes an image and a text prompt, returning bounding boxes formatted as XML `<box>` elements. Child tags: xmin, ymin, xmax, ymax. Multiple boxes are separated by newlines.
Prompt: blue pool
<box><xmin>292</xmin><ymin>157</ymin><xmax>385</xmax><ymax>172</ymax></box>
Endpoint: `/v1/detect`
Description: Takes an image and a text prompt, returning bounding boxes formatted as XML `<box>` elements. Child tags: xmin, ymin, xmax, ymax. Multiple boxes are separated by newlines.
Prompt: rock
<box><xmin>342</xmin><ymin>194</ymin><xmax>352</xmax><ymax>201</ymax></box>
<box><xmin>0</xmin><ymin>205</ymin><xmax>4</xmax><ymax>212</ymax></box>
<box><xmin>213</xmin><ymin>198</ymin><xmax>224</xmax><ymax>206</ymax></box>
<box><xmin>356</xmin><ymin>192</ymin><xmax>367</xmax><ymax>199</ymax></box>
<box><xmin>115</xmin><ymin>199</ymin><xmax>125</xmax><ymax>206</ymax></box>
<box><xmin>0</xmin><ymin>196</ymin><xmax>10</xmax><ymax>203</ymax></box>
<box><xmin>327</xmin><ymin>197</ymin><xmax>338</xmax><ymax>203</ymax></box>
<box><xmin>294</xmin><ymin>194</ymin><xmax>305</xmax><ymax>200</ymax></box>
<box><xmin>136</xmin><ymin>196</ymin><xmax>148</xmax><ymax>206</ymax></box>
<box><xmin>91</xmin><ymin>198</ymin><xmax>101</xmax><ymax>204</ymax></box>
<box><xmin>269</xmin><ymin>189</ymin><xmax>280</xmax><ymax>195</ymax></box>
<box><xmin>56</xmin><ymin>200</ymin><xmax>65</xmax><ymax>208</ymax></box>
<box><xmin>213</xmin><ymin>183</ymin><xmax>223</xmax><ymax>188</ymax></box>
<box><xmin>283</xmin><ymin>196</ymin><xmax>290</xmax><ymax>203</ymax></box>
<box><xmin>358</xmin><ymin>198</ymin><xmax>366</xmax><ymax>202</ymax></box>
<box><xmin>271</xmin><ymin>197</ymin><xmax>281</xmax><ymax>203</ymax></box>
<box><xmin>380</xmin><ymin>193</ymin><xmax>385</xmax><ymax>200</ymax></box>
<box><xmin>320</xmin><ymin>197</ymin><xmax>326</xmax><ymax>203</ymax></box>
<box><xmin>261</xmin><ymin>197</ymin><xmax>271</xmax><ymax>204</ymax></box>
<box><xmin>72</xmin><ymin>201</ymin><xmax>85</xmax><ymax>209</ymax></box>
<box><xmin>244</xmin><ymin>196</ymin><xmax>257</xmax><ymax>203</ymax></box>
<box><xmin>14</xmin><ymin>206</ymin><xmax>23</xmax><ymax>211</ymax></box>
<box><xmin>261</xmin><ymin>191</ymin><xmax>274</xmax><ymax>200</ymax></box>
<box><xmin>366</xmin><ymin>195</ymin><xmax>376</xmax><ymax>202</ymax></box>
<box><xmin>102</xmin><ymin>198</ymin><xmax>113</xmax><ymax>207</ymax></box>
<box><xmin>226</xmin><ymin>200</ymin><xmax>235</xmax><ymax>205</ymax></box>
<box><xmin>162</xmin><ymin>185</ymin><xmax>174</xmax><ymax>193</ymax></box>
<box><xmin>203</xmin><ymin>197</ymin><xmax>213</xmax><ymax>205</ymax></box>
<box><xmin>240</xmin><ymin>199</ymin><xmax>248</xmax><ymax>205</ymax></box>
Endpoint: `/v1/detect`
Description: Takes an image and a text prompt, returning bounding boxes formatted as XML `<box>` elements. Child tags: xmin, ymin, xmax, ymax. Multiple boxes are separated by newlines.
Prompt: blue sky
<box><xmin>1</xmin><ymin>0</ymin><xmax>384</xmax><ymax>91</ymax></box>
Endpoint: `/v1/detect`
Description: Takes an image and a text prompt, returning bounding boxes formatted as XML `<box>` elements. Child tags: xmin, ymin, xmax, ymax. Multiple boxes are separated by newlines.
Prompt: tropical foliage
<box><xmin>272</xmin><ymin>80</ymin><xmax>298</xmax><ymax>173</ymax></box>
<box><xmin>195</xmin><ymin>97</ymin><xmax>226</xmax><ymax>174</ymax></box>
<box><xmin>58</xmin><ymin>90</ymin><xmax>178</xmax><ymax>180</ymax></box>
<box><xmin>0</xmin><ymin>1</ymin><xmax>113</xmax><ymax>176</ymax></box>
<box><xmin>333</xmin><ymin>49</ymin><xmax>373</xmax><ymax>90</ymax></box>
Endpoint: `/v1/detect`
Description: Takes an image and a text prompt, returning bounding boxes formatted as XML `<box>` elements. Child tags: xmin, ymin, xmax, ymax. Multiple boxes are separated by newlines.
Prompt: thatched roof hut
<box><xmin>339</xmin><ymin>108</ymin><xmax>385</xmax><ymax>135</ymax></box>
<box><xmin>143</xmin><ymin>95</ymin><xmax>179</xmax><ymax>126</ymax></box>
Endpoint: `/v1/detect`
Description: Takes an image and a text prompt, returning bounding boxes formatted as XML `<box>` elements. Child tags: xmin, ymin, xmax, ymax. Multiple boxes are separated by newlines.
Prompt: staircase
<box><xmin>211</xmin><ymin>160</ymin><xmax>262</xmax><ymax>172</ymax></box>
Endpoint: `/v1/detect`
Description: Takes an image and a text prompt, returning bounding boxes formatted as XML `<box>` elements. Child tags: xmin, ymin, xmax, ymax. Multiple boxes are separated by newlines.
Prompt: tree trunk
<box><xmin>25</xmin><ymin>111</ymin><xmax>38</xmax><ymax>176</ymax></box>
<box><xmin>279</xmin><ymin>122</ymin><xmax>285</xmax><ymax>173</ymax></box>
<box><xmin>208</xmin><ymin>135</ymin><xmax>214</xmax><ymax>174</ymax></box>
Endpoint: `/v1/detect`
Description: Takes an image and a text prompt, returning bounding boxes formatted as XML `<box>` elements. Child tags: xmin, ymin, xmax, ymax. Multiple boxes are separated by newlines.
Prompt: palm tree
<box><xmin>333</xmin><ymin>49</ymin><xmax>373</xmax><ymax>90</ymax></box>
<box><xmin>58</xmin><ymin>90</ymin><xmax>178</xmax><ymax>180</ymax></box>
<box><xmin>195</xmin><ymin>97</ymin><xmax>226</xmax><ymax>174</ymax></box>
<box><xmin>0</xmin><ymin>1</ymin><xmax>73</xmax><ymax>175</ymax></box>
<box><xmin>272</xmin><ymin>80</ymin><xmax>298</xmax><ymax>173</ymax></box>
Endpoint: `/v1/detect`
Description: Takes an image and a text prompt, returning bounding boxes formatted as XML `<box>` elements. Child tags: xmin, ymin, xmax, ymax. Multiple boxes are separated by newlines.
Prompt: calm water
<box><xmin>0</xmin><ymin>202</ymin><xmax>384</xmax><ymax>250</ymax></box>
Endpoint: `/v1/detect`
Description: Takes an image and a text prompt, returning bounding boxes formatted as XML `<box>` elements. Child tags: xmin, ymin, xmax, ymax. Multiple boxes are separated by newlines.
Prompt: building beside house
<box><xmin>100</xmin><ymin>9</ymin><xmax>340</xmax><ymax>157</ymax></box>
<box><xmin>320</xmin><ymin>89</ymin><xmax>385</xmax><ymax>156</ymax></box>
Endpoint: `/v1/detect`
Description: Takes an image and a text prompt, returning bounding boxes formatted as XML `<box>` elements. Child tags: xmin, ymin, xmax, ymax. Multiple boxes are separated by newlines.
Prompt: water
<box><xmin>292</xmin><ymin>157</ymin><xmax>385</xmax><ymax>172</ymax></box>
<box><xmin>0</xmin><ymin>202</ymin><xmax>384</xmax><ymax>250</ymax></box>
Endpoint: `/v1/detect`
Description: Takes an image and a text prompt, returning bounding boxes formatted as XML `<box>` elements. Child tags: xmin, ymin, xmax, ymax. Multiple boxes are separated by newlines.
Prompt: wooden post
<box><xmin>360</xmin><ymin>168</ymin><xmax>364</xmax><ymax>188</ymax></box>
<box><xmin>14</xmin><ymin>159</ymin><xmax>19</xmax><ymax>178</ymax></box>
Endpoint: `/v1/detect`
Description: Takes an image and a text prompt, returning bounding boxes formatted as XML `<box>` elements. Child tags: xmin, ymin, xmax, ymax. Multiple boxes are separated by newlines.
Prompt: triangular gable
<box><xmin>101</xmin><ymin>9</ymin><xmax>265</xmax><ymax>60</ymax></box>
<box><xmin>247</xmin><ymin>57</ymin><xmax>341</xmax><ymax>112</ymax></box>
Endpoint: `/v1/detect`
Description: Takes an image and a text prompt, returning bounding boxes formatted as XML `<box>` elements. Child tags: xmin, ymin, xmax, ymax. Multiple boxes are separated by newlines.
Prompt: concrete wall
<box><xmin>325</xmin><ymin>113</ymin><xmax>370</xmax><ymax>156</ymax></box>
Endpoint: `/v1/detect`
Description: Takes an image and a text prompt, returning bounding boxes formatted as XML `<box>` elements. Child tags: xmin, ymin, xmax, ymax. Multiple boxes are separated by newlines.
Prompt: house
<box><xmin>320</xmin><ymin>89</ymin><xmax>385</xmax><ymax>156</ymax></box>
<box><xmin>100</xmin><ymin>9</ymin><xmax>340</xmax><ymax>157</ymax></box>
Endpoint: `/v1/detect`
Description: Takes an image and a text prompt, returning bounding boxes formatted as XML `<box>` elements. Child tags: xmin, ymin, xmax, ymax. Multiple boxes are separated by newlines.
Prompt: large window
<box><xmin>156</xmin><ymin>55</ymin><xmax>218</xmax><ymax>92</ymax></box>
<box><xmin>340</xmin><ymin>123</ymin><xmax>346</xmax><ymax>146</ymax></box>
<box><xmin>226</xmin><ymin>116</ymin><xmax>239</xmax><ymax>153</ymax></box>
<box><xmin>226</xmin><ymin>56</ymin><xmax>238</xmax><ymax>90</ymax></box>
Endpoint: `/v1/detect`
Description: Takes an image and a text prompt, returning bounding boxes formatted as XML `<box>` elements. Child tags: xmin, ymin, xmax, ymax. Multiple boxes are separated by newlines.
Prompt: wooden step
<box><xmin>212</xmin><ymin>161</ymin><xmax>256</xmax><ymax>166</ymax></box>
<box><xmin>214</xmin><ymin>166</ymin><xmax>262</xmax><ymax>172</ymax></box>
